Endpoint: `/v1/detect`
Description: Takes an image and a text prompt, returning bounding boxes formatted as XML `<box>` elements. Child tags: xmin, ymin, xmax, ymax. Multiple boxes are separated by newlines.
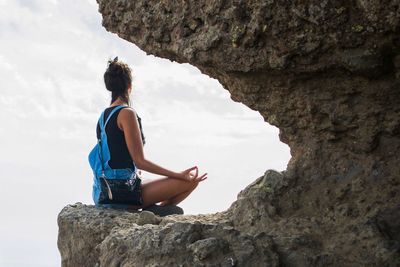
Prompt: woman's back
<box><xmin>96</xmin><ymin>105</ymin><xmax>145</xmax><ymax>170</ymax></box>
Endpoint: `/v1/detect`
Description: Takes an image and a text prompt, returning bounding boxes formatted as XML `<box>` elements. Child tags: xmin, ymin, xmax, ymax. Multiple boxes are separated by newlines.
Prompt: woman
<box><xmin>92</xmin><ymin>57</ymin><xmax>207</xmax><ymax>211</ymax></box>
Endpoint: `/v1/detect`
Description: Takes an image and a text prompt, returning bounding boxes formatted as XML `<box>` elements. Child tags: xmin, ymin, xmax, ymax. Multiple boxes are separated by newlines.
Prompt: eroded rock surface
<box><xmin>58</xmin><ymin>202</ymin><xmax>277</xmax><ymax>267</ymax></box>
<box><xmin>58</xmin><ymin>1</ymin><xmax>400</xmax><ymax>266</ymax></box>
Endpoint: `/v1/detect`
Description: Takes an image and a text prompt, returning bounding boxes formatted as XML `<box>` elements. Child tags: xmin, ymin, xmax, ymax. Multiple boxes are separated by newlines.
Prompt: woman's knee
<box><xmin>170</xmin><ymin>180</ymin><xmax>197</xmax><ymax>199</ymax></box>
<box><xmin>139</xmin><ymin>177</ymin><xmax>199</xmax><ymax>206</ymax></box>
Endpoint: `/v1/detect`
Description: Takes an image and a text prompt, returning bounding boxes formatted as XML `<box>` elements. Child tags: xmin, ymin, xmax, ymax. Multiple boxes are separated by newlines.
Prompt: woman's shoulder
<box><xmin>119</xmin><ymin>106</ymin><xmax>136</xmax><ymax>114</ymax></box>
<box><xmin>118</xmin><ymin>106</ymin><xmax>140</xmax><ymax>122</ymax></box>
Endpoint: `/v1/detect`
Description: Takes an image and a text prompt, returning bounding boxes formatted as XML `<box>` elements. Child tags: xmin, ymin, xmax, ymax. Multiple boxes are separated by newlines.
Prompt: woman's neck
<box><xmin>110</xmin><ymin>99</ymin><xmax>129</xmax><ymax>107</ymax></box>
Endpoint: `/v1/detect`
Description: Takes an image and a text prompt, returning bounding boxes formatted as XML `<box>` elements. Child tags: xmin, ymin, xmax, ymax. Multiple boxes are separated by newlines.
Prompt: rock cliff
<box><xmin>58</xmin><ymin>1</ymin><xmax>400</xmax><ymax>266</ymax></box>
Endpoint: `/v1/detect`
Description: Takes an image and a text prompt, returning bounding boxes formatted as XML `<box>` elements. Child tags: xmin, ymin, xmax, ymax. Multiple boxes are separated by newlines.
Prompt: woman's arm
<box><xmin>118</xmin><ymin>108</ymin><xmax>186</xmax><ymax>179</ymax></box>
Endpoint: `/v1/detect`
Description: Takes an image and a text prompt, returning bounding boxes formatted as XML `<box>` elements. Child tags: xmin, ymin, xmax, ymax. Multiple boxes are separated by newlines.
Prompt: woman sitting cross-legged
<box><xmin>90</xmin><ymin>57</ymin><xmax>207</xmax><ymax>214</ymax></box>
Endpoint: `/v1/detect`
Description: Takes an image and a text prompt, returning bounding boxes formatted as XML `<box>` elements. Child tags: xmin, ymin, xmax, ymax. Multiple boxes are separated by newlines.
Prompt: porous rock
<box><xmin>58</xmin><ymin>1</ymin><xmax>400</xmax><ymax>266</ymax></box>
<box><xmin>58</xmin><ymin>203</ymin><xmax>278</xmax><ymax>267</ymax></box>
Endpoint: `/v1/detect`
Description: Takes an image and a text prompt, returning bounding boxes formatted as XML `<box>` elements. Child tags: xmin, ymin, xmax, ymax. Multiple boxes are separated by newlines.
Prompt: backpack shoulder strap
<box><xmin>98</xmin><ymin>105</ymin><xmax>128</xmax><ymax>132</ymax></box>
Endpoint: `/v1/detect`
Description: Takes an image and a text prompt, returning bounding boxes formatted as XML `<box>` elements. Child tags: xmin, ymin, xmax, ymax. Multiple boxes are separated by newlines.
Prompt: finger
<box><xmin>187</xmin><ymin>166</ymin><xmax>198</xmax><ymax>172</ymax></box>
<box><xmin>187</xmin><ymin>166</ymin><xmax>198</xmax><ymax>178</ymax></box>
<box><xmin>193</xmin><ymin>167</ymin><xmax>199</xmax><ymax>178</ymax></box>
<box><xmin>197</xmin><ymin>176</ymin><xmax>207</xmax><ymax>182</ymax></box>
<box><xmin>198</xmin><ymin>173</ymin><xmax>207</xmax><ymax>179</ymax></box>
<box><xmin>195</xmin><ymin>173</ymin><xmax>207</xmax><ymax>181</ymax></box>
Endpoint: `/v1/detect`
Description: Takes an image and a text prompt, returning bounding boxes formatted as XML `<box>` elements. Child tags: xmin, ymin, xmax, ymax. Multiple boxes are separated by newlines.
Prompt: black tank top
<box><xmin>96</xmin><ymin>106</ymin><xmax>146</xmax><ymax>169</ymax></box>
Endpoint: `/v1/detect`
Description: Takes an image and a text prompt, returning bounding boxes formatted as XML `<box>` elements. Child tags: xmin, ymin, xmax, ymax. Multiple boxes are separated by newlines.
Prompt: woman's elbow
<box><xmin>133</xmin><ymin>157</ymin><xmax>146</xmax><ymax>169</ymax></box>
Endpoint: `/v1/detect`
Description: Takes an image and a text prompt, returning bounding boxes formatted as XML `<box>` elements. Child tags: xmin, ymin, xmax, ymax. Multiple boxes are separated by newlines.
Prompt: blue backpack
<box><xmin>88</xmin><ymin>105</ymin><xmax>139</xmax><ymax>205</ymax></box>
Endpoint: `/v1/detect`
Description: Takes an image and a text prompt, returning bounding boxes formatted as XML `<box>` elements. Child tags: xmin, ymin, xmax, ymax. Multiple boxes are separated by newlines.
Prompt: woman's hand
<box><xmin>178</xmin><ymin>166</ymin><xmax>207</xmax><ymax>182</ymax></box>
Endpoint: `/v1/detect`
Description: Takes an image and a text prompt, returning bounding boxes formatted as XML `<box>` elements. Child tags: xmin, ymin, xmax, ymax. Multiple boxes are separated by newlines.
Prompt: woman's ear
<box><xmin>128</xmin><ymin>84</ymin><xmax>132</xmax><ymax>94</ymax></box>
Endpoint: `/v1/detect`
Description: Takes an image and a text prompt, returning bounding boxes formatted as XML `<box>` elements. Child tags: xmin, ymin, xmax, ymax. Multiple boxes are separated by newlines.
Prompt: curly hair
<box><xmin>104</xmin><ymin>57</ymin><xmax>133</xmax><ymax>105</ymax></box>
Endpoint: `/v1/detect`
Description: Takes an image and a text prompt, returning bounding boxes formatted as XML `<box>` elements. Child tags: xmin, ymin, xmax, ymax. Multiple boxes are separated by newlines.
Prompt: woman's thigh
<box><xmin>140</xmin><ymin>177</ymin><xmax>195</xmax><ymax>207</ymax></box>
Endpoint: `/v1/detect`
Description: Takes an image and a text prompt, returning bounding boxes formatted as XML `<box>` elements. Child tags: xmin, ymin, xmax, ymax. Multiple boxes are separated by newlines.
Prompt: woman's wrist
<box><xmin>168</xmin><ymin>171</ymin><xmax>183</xmax><ymax>179</ymax></box>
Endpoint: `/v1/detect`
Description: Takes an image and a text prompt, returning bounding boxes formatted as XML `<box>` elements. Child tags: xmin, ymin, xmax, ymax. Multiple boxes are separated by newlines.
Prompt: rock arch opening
<box><xmin>134</xmin><ymin>56</ymin><xmax>291</xmax><ymax>214</ymax></box>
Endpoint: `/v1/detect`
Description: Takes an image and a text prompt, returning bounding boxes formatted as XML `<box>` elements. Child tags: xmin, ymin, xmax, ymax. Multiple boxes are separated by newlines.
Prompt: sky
<box><xmin>0</xmin><ymin>0</ymin><xmax>290</xmax><ymax>266</ymax></box>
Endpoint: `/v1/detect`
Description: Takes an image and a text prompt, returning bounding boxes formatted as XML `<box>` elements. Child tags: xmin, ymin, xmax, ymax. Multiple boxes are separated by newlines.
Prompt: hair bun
<box><xmin>107</xmin><ymin>56</ymin><xmax>118</xmax><ymax>66</ymax></box>
<box><xmin>106</xmin><ymin>57</ymin><xmax>125</xmax><ymax>80</ymax></box>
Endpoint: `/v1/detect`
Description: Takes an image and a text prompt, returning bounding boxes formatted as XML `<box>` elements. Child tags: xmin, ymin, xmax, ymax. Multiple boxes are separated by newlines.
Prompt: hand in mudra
<box><xmin>180</xmin><ymin>166</ymin><xmax>207</xmax><ymax>182</ymax></box>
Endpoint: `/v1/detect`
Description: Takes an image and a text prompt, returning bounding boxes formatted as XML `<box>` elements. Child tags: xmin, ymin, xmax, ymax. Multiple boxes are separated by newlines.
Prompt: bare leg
<box><xmin>159</xmin><ymin>181</ymin><xmax>198</xmax><ymax>206</ymax></box>
<box><xmin>138</xmin><ymin>176</ymin><xmax>198</xmax><ymax>209</ymax></box>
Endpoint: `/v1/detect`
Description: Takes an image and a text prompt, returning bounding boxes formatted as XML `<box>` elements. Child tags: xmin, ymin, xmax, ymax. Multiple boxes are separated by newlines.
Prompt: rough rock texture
<box><xmin>58</xmin><ymin>203</ymin><xmax>278</xmax><ymax>267</ymax></box>
<box><xmin>58</xmin><ymin>1</ymin><xmax>400</xmax><ymax>266</ymax></box>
